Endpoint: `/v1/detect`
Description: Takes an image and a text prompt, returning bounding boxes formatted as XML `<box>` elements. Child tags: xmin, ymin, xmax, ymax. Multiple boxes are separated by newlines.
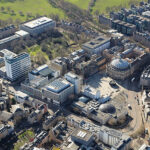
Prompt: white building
<box><xmin>15</xmin><ymin>91</ymin><xmax>29</xmax><ymax>103</ymax></box>
<box><xmin>82</xmin><ymin>86</ymin><xmax>100</xmax><ymax>100</ymax></box>
<box><xmin>5</xmin><ymin>52</ymin><xmax>31</xmax><ymax>81</ymax></box>
<box><xmin>65</xmin><ymin>72</ymin><xmax>83</xmax><ymax>94</ymax></box>
<box><xmin>42</xmin><ymin>78</ymin><xmax>74</xmax><ymax>104</ymax></box>
<box><xmin>99</xmin><ymin>126</ymin><xmax>131</xmax><ymax>150</ymax></box>
<box><xmin>139</xmin><ymin>144</ymin><xmax>150</xmax><ymax>150</ymax></box>
<box><xmin>82</xmin><ymin>35</ymin><xmax>110</xmax><ymax>55</ymax></box>
<box><xmin>20</xmin><ymin>17</ymin><xmax>56</xmax><ymax>36</ymax></box>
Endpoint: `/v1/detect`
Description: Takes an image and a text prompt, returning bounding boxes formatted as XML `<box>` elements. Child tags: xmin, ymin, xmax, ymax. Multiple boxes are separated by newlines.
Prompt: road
<box><xmin>119</xmin><ymin>81</ymin><xmax>144</xmax><ymax>136</ymax></box>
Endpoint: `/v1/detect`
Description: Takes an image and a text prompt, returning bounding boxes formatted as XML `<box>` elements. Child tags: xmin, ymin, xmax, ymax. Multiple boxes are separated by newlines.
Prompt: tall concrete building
<box><xmin>20</xmin><ymin>17</ymin><xmax>56</xmax><ymax>36</ymax></box>
<box><xmin>65</xmin><ymin>72</ymin><xmax>83</xmax><ymax>94</ymax></box>
<box><xmin>5</xmin><ymin>52</ymin><xmax>31</xmax><ymax>81</ymax></box>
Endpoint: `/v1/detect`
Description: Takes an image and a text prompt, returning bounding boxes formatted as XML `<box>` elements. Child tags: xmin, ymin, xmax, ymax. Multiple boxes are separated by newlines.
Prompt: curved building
<box><xmin>107</xmin><ymin>58</ymin><xmax>131</xmax><ymax>80</ymax></box>
<box><xmin>99</xmin><ymin>104</ymin><xmax>116</xmax><ymax>114</ymax></box>
<box><xmin>140</xmin><ymin>65</ymin><xmax>150</xmax><ymax>89</ymax></box>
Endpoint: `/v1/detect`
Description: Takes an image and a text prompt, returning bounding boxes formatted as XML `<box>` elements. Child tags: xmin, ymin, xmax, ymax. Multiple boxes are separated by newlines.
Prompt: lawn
<box><xmin>65</xmin><ymin>0</ymin><xmax>91</xmax><ymax>9</ymax></box>
<box><xmin>14</xmin><ymin>129</ymin><xmax>35</xmax><ymax>150</ymax></box>
<box><xmin>27</xmin><ymin>45</ymin><xmax>49</xmax><ymax>60</ymax></box>
<box><xmin>92</xmin><ymin>0</ymin><xmax>147</xmax><ymax>14</ymax></box>
<box><xmin>0</xmin><ymin>0</ymin><xmax>66</xmax><ymax>21</ymax></box>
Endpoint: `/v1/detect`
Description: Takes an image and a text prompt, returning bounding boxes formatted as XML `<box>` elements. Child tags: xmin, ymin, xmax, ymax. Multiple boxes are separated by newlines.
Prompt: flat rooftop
<box><xmin>15</xmin><ymin>30</ymin><xmax>29</xmax><ymax>37</ymax></box>
<box><xmin>65</xmin><ymin>72</ymin><xmax>81</xmax><ymax>80</ymax></box>
<box><xmin>82</xmin><ymin>35</ymin><xmax>110</xmax><ymax>50</ymax></box>
<box><xmin>23</xmin><ymin>17</ymin><xmax>53</xmax><ymax>29</ymax></box>
<box><xmin>71</xmin><ymin>129</ymin><xmax>93</xmax><ymax>142</ymax></box>
<box><xmin>46</xmin><ymin>78</ymin><xmax>70</xmax><ymax>93</ymax></box>
<box><xmin>16</xmin><ymin>91</ymin><xmax>28</xmax><ymax>98</ymax></box>
<box><xmin>0</xmin><ymin>34</ymin><xmax>20</xmax><ymax>45</ymax></box>
<box><xmin>112</xmin><ymin>20</ymin><xmax>136</xmax><ymax>28</ymax></box>
<box><xmin>0</xmin><ymin>49</ymin><xmax>17</xmax><ymax>57</ymax></box>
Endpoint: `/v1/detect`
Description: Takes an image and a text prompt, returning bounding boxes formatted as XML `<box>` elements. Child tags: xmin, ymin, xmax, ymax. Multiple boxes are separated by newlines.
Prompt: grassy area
<box><xmin>14</xmin><ymin>130</ymin><xmax>35</xmax><ymax>150</ymax></box>
<box><xmin>27</xmin><ymin>45</ymin><xmax>49</xmax><ymax>61</ymax></box>
<box><xmin>65</xmin><ymin>0</ymin><xmax>91</xmax><ymax>9</ymax></box>
<box><xmin>92</xmin><ymin>0</ymin><xmax>147</xmax><ymax>14</ymax></box>
<box><xmin>0</xmin><ymin>0</ymin><xmax>66</xmax><ymax>21</ymax></box>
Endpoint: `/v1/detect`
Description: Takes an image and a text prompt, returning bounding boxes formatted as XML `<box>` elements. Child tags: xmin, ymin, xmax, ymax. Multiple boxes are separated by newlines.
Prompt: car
<box><xmin>128</xmin><ymin>104</ymin><xmax>132</xmax><ymax>109</ymax></box>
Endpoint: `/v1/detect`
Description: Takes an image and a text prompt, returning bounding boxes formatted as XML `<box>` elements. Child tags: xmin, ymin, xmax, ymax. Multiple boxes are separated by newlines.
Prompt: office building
<box><xmin>82</xmin><ymin>35</ymin><xmax>110</xmax><ymax>55</ymax></box>
<box><xmin>65</xmin><ymin>72</ymin><xmax>83</xmax><ymax>94</ymax></box>
<box><xmin>99</xmin><ymin>126</ymin><xmax>131</xmax><ymax>150</ymax></box>
<box><xmin>15</xmin><ymin>91</ymin><xmax>29</xmax><ymax>103</ymax></box>
<box><xmin>50</xmin><ymin>57</ymin><xmax>67</xmax><ymax>76</ymax></box>
<box><xmin>111</xmin><ymin>20</ymin><xmax>136</xmax><ymax>35</ymax></box>
<box><xmin>71</xmin><ymin>129</ymin><xmax>94</xmax><ymax>146</ymax></box>
<box><xmin>20</xmin><ymin>17</ymin><xmax>56</xmax><ymax>36</ymax></box>
<box><xmin>42</xmin><ymin>78</ymin><xmax>74</xmax><ymax>104</ymax></box>
<box><xmin>0</xmin><ymin>25</ymin><xmax>16</xmax><ymax>40</ymax></box>
<box><xmin>140</xmin><ymin>65</ymin><xmax>150</xmax><ymax>89</ymax></box>
<box><xmin>5</xmin><ymin>52</ymin><xmax>31</xmax><ymax>81</ymax></box>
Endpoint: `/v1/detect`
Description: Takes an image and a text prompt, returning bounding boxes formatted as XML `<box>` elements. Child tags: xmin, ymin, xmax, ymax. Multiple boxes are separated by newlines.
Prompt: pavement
<box><xmin>119</xmin><ymin>80</ymin><xmax>144</xmax><ymax>136</ymax></box>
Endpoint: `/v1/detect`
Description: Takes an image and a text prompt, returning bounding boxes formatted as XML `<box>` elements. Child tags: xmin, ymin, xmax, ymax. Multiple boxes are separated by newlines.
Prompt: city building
<box><xmin>74</xmin><ymin>54</ymin><xmax>99</xmax><ymax>78</ymax></box>
<box><xmin>133</xmin><ymin>32</ymin><xmax>150</xmax><ymax>48</ymax></box>
<box><xmin>140</xmin><ymin>65</ymin><xmax>150</xmax><ymax>89</ymax></box>
<box><xmin>0</xmin><ymin>30</ymin><xmax>29</xmax><ymax>50</ymax></box>
<box><xmin>20</xmin><ymin>131</ymin><xmax>48</xmax><ymax>149</ymax></box>
<box><xmin>28</xmin><ymin>104</ymin><xmax>47</xmax><ymax>124</ymax></box>
<box><xmin>29</xmin><ymin>64</ymin><xmax>59</xmax><ymax>81</ymax></box>
<box><xmin>65</xmin><ymin>72</ymin><xmax>83</xmax><ymax>94</ymax></box>
<box><xmin>21</xmin><ymin>64</ymin><xmax>59</xmax><ymax>100</ymax></box>
<box><xmin>0</xmin><ymin>34</ymin><xmax>20</xmax><ymax>50</ymax></box>
<box><xmin>141</xmin><ymin>91</ymin><xmax>150</xmax><ymax>120</ymax></box>
<box><xmin>106</xmin><ymin>57</ymin><xmax>131</xmax><ymax>80</ymax></box>
<box><xmin>0</xmin><ymin>25</ymin><xmax>16</xmax><ymax>40</ymax></box>
<box><xmin>0</xmin><ymin>97</ymin><xmax>7</xmax><ymax>111</ymax></box>
<box><xmin>0</xmin><ymin>124</ymin><xmax>14</xmax><ymax>141</ymax></box>
<box><xmin>139</xmin><ymin>144</ymin><xmax>150</xmax><ymax>150</ymax></box>
<box><xmin>15</xmin><ymin>91</ymin><xmax>29</xmax><ymax>103</ymax></box>
<box><xmin>5</xmin><ymin>52</ymin><xmax>31</xmax><ymax>81</ymax></box>
<box><xmin>71</xmin><ymin>129</ymin><xmax>94</xmax><ymax>146</ymax></box>
<box><xmin>42</xmin><ymin>78</ymin><xmax>74</xmax><ymax>105</ymax></box>
<box><xmin>99</xmin><ymin>126</ymin><xmax>132</xmax><ymax>150</ymax></box>
<box><xmin>11</xmin><ymin>104</ymin><xmax>26</xmax><ymax>124</ymax></box>
<box><xmin>111</xmin><ymin>20</ymin><xmax>136</xmax><ymax>36</ymax></box>
<box><xmin>20</xmin><ymin>16</ymin><xmax>56</xmax><ymax>36</ymax></box>
<box><xmin>82</xmin><ymin>86</ymin><xmax>100</xmax><ymax>100</ymax></box>
<box><xmin>50</xmin><ymin>57</ymin><xmax>67</xmax><ymax>76</ymax></box>
<box><xmin>82</xmin><ymin>35</ymin><xmax>111</xmax><ymax>55</ymax></box>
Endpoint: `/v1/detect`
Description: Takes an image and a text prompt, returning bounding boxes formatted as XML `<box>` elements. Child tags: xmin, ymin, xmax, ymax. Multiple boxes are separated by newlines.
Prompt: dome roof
<box><xmin>99</xmin><ymin>104</ymin><xmax>116</xmax><ymax>114</ymax></box>
<box><xmin>111</xmin><ymin>58</ymin><xmax>129</xmax><ymax>70</ymax></box>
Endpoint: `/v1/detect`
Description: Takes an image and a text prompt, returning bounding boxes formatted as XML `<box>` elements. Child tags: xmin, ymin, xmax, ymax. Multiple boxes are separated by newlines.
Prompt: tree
<box><xmin>27</xmin><ymin>12</ymin><xmax>32</xmax><ymax>18</ymax></box>
<box><xmin>19</xmin><ymin>11</ymin><xmax>24</xmax><ymax>16</ymax></box>
<box><xmin>7</xmin><ymin>7</ymin><xmax>11</xmax><ymax>13</ymax></box>
<box><xmin>1</xmin><ymin>7</ymin><xmax>5</xmax><ymax>13</ymax></box>
<box><xmin>11</xmin><ymin>10</ymin><xmax>15</xmax><ymax>15</ymax></box>
<box><xmin>35</xmin><ymin>13</ymin><xmax>40</xmax><ymax>18</ymax></box>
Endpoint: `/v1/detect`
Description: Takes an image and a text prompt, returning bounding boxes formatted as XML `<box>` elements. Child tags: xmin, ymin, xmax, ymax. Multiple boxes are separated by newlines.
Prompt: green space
<box><xmin>65</xmin><ymin>0</ymin><xmax>91</xmax><ymax>9</ymax></box>
<box><xmin>0</xmin><ymin>0</ymin><xmax>66</xmax><ymax>21</ymax></box>
<box><xmin>92</xmin><ymin>0</ymin><xmax>147</xmax><ymax>14</ymax></box>
<box><xmin>0</xmin><ymin>0</ymin><xmax>147</xmax><ymax>22</ymax></box>
<box><xmin>14</xmin><ymin>129</ymin><xmax>35</xmax><ymax>150</ymax></box>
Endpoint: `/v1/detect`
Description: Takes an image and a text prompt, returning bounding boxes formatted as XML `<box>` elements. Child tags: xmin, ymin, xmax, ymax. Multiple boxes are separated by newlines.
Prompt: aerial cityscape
<box><xmin>0</xmin><ymin>0</ymin><xmax>150</xmax><ymax>150</ymax></box>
